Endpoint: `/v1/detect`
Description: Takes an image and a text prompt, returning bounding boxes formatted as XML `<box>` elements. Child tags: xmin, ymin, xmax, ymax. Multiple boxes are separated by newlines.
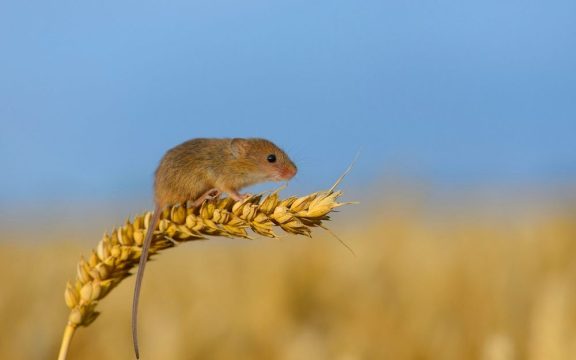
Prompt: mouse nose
<box><xmin>281</xmin><ymin>166</ymin><xmax>297</xmax><ymax>180</ymax></box>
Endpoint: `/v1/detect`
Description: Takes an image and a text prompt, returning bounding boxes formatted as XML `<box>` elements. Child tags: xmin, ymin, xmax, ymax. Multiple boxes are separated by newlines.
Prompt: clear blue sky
<box><xmin>1</xmin><ymin>0</ymin><xmax>575</xmax><ymax>204</ymax></box>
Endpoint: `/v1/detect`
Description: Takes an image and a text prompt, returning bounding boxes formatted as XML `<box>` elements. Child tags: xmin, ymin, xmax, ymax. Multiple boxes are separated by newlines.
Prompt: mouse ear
<box><xmin>230</xmin><ymin>138</ymin><xmax>249</xmax><ymax>158</ymax></box>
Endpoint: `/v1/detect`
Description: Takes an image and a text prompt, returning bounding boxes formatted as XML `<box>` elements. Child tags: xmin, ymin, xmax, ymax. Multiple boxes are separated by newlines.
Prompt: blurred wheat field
<box><xmin>2</xmin><ymin>191</ymin><xmax>576</xmax><ymax>360</ymax></box>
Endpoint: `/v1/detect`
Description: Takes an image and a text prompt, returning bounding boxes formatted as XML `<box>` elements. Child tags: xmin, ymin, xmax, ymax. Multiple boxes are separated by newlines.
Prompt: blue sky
<box><xmin>1</xmin><ymin>0</ymin><xmax>575</xmax><ymax>205</ymax></box>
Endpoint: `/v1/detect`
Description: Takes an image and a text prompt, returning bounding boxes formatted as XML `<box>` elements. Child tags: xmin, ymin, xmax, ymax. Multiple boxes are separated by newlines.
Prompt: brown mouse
<box><xmin>132</xmin><ymin>137</ymin><xmax>297</xmax><ymax>359</ymax></box>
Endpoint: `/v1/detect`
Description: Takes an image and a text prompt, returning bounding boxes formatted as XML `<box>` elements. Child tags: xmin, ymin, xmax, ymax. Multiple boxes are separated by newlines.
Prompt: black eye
<box><xmin>267</xmin><ymin>154</ymin><xmax>277</xmax><ymax>163</ymax></box>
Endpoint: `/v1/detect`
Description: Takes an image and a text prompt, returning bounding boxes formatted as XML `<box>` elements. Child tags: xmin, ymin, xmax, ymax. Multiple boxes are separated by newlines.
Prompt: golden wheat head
<box><xmin>57</xmin><ymin>185</ymin><xmax>354</xmax><ymax>360</ymax></box>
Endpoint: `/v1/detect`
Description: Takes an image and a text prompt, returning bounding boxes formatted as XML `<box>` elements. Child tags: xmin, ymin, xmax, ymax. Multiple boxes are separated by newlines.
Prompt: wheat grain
<box><xmin>57</xmin><ymin>185</ymin><xmax>354</xmax><ymax>360</ymax></box>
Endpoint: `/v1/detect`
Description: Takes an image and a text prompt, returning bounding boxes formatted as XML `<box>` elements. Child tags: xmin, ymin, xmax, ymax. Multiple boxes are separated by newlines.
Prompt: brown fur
<box><xmin>154</xmin><ymin>138</ymin><xmax>296</xmax><ymax>206</ymax></box>
<box><xmin>132</xmin><ymin>138</ymin><xmax>297</xmax><ymax>359</ymax></box>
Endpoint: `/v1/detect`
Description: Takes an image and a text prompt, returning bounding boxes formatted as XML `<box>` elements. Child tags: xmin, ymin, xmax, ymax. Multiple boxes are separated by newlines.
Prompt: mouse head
<box><xmin>231</xmin><ymin>138</ymin><xmax>297</xmax><ymax>182</ymax></box>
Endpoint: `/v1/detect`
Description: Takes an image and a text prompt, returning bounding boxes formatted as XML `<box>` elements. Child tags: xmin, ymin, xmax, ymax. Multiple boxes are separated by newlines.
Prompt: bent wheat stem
<box><xmin>58</xmin><ymin>185</ymin><xmax>354</xmax><ymax>359</ymax></box>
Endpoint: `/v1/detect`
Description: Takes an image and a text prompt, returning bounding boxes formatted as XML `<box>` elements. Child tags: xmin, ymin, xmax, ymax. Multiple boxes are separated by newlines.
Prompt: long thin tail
<box><xmin>132</xmin><ymin>207</ymin><xmax>162</xmax><ymax>359</ymax></box>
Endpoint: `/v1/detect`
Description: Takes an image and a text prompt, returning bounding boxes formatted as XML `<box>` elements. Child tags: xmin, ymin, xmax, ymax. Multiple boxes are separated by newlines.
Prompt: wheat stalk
<box><xmin>57</xmin><ymin>185</ymin><xmax>354</xmax><ymax>360</ymax></box>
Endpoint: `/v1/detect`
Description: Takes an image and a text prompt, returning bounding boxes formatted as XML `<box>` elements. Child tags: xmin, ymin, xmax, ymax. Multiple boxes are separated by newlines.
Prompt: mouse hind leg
<box><xmin>189</xmin><ymin>188</ymin><xmax>221</xmax><ymax>207</ymax></box>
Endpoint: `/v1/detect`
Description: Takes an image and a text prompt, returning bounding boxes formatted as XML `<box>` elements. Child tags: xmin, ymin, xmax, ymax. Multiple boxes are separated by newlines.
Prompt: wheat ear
<box><xmin>57</xmin><ymin>185</ymin><xmax>354</xmax><ymax>360</ymax></box>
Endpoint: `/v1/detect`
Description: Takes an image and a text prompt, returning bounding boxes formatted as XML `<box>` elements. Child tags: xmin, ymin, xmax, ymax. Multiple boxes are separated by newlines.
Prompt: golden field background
<box><xmin>1</xmin><ymin>186</ymin><xmax>576</xmax><ymax>360</ymax></box>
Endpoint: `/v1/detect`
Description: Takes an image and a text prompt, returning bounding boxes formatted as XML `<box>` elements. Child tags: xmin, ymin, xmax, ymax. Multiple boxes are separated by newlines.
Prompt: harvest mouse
<box><xmin>132</xmin><ymin>137</ymin><xmax>297</xmax><ymax>359</ymax></box>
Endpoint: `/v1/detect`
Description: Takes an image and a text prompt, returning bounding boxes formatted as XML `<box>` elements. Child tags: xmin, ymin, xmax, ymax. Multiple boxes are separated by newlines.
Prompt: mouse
<box><xmin>132</xmin><ymin>137</ymin><xmax>297</xmax><ymax>359</ymax></box>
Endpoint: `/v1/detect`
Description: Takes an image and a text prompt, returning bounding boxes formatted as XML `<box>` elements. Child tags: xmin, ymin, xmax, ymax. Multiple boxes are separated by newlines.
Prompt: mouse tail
<box><xmin>132</xmin><ymin>206</ymin><xmax>162</xmax><ymax>359</ymax></box>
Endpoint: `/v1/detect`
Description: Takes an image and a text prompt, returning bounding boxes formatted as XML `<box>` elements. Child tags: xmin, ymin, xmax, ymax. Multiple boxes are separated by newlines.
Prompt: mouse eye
<box><xmin>267</xmin><ymin>154</ymin><xmax>277</xmax><ymax>163</ymax></box>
